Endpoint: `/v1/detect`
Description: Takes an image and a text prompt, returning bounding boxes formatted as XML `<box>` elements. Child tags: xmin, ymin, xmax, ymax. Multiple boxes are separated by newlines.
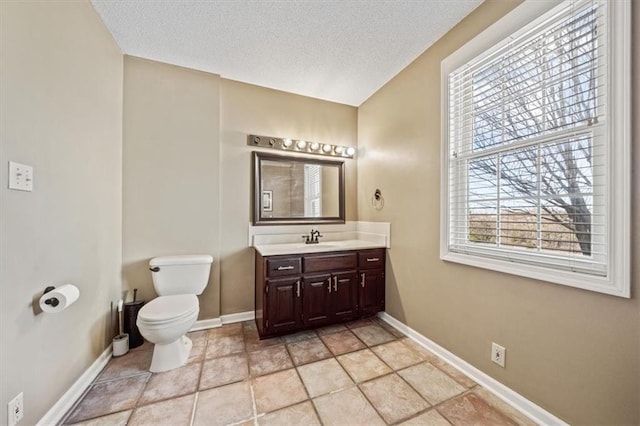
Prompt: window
<box><xmin>304</xmin><ymin>164</ymin><xmax>322</xmax><ymax>217</ymax></box>
<box><xmin>441</xmin><ymin>0</ymin><xmax>630</xmax><ymax>297</ymax></box>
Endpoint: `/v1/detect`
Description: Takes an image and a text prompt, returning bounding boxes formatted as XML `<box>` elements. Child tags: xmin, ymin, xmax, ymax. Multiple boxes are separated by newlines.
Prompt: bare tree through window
<box><xmin>465</xmin><ymin>5</ymin><xmax>598</xmax><ymax>257</ymax></box>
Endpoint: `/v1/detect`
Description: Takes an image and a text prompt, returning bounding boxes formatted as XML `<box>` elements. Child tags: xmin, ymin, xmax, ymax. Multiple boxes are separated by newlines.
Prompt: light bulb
<box><xmin>297</xmin><ymin>140</ymin><xmax>307</xmax><ymax>149</ymax></box>
<box><xmin>322</xmin><ymin>144</ymin><xmax>333</xmax><ymax>153</ymax></box>
<box><xmin>334</xmin><ymin>146</ymin><xmax>344</xmax><ymax>154</ymax></box>
<box><xmin>346</xmin><ymin>147</ymin><xmax>356</xmax><ymax>156</ymax></box>
<box><xmin>310</xmin><ymin>142</ymin><xmax>320</xmax><ymax>151</ymax></box>
<box><xmin>283</xmin><ymin>138</ymin><xmax>293</xmax><ymax>147</ymax></box>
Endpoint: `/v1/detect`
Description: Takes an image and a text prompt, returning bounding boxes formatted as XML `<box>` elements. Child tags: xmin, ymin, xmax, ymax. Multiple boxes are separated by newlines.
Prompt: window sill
<box><xmin>440</xmin><ymin>250</ymin><xmax>629</xmax><ymax>298</ymax></box>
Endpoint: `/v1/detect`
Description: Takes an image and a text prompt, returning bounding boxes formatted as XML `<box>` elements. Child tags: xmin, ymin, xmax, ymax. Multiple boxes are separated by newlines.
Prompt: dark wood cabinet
<box><xmin>331</xmin><ymin>271</ymin><xmax>359</xmax><ymax>322</ymax></box>
<box><xmin>359</xmin><ymin>269</ymin><xmax>385</xmax><ymax>316</ymax></box>
<box><xmin>358</xmin><ymin>248</ymin><xmax>386</xmax><ymax>316</ymax></box>
<box><xmin>304</xmin><ymin>252</ymin><xmax>357</xmax><ymax>273</ymax></box>
<box><xmin>255</xmin><ymin>247</ymin><xmax>386</xmax><ymax>338</ymax></box>
<box><xmin>302</xmin><ymin>273</ymin><xmax>332</xmax><ymax>327</ymax></box>
<box><xmin>265</xmin><ymin>277</ymin><xmax>302</xmax><ymax>334</ymax></box>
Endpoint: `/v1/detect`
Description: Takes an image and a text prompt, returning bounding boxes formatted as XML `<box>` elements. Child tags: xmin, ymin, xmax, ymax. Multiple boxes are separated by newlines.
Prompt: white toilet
<box><xmin>137</xmin><ymin>254</ymin><xmax>213</xmax><ymax>373</ymax></box>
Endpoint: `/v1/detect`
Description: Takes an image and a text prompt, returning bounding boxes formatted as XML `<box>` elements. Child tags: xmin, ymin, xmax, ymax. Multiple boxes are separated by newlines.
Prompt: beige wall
<box><xmin>0</xmin><ymin>1</ymin><xmax>123</xmax><ymax>424</ymax></box>
<box><xmin>357</xmin><ymin>0</ymin><xmax>640</xmax><ymax>424</ymax></box>
<box><xmin>220</xmin><ymin>79</ymin><xmax>357</xmax><ymax>314</ymax></box>
<box><xmin>122</xmin><ymin>56</ymin><xmax>221</xmax><ymax>319</ymax></box>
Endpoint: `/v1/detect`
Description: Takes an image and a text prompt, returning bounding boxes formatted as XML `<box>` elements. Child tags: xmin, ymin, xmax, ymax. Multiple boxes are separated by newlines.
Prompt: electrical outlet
<box><xmin>7</xmin><ymin>392</ymin><xmax>23</xmax><ymax>426</ymax></box>
<box><xmin>8</xmin><ymin>162</ymin><xmax>33</xmax><ymax>192</ymax></box>
<box><xmin>491</xmin><ymin>342</ymin><xmax>506</xmax><ymax>367</ymax></box>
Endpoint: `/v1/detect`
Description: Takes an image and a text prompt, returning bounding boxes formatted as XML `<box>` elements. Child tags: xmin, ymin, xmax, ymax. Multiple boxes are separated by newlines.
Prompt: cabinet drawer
<box><xmin>304</xmin><ymin>253</ymin><xmax>357</xmax><ymax>273</ymax></box>
<box><xmin>358</xmin><ymin>249</ymin><xmax>385</xmax><ymax>269</ymax></box>
<box><xmin>266</xmin><ymin>257</ymin><xmax>302</xmax><ymax>277</ymax></box>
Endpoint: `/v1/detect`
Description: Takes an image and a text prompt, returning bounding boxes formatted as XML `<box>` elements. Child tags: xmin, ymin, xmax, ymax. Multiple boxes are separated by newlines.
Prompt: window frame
<box><xmin>440</xmin><ymin>0</ymin><xmax>631</xmax><ymax>297</ymax></box>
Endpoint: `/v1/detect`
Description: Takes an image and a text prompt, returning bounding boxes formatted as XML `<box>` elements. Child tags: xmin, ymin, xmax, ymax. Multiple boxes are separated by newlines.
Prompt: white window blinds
<box><xmin>447</xmin><ymin>1</ymin><xmax>608</xmax><ymax>276</ymax></box>
<box><xmin>304</xmin><ymin>165</ymin><xmax>322</xmax><ymax>217</ymax></box>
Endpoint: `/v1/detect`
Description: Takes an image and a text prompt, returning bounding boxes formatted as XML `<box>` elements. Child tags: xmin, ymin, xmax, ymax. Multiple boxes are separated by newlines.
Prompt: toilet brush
<box><xmin>112</xmin><ymin>299</ymin><xmax>129</xmax><ymax>357</ymax></box>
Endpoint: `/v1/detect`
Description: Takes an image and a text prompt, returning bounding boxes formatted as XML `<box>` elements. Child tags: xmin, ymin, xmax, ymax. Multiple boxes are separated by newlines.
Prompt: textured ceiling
<box><xmin>91</xmin><ymin>0</ymin><xmax>483</xmax><ymax>106</ymax></box>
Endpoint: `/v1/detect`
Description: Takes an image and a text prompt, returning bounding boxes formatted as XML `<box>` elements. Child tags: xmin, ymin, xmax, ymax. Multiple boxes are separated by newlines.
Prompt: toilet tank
<box><xmin>149</xmin><ymin>255</ymin><xmax>213</xmax><ymax>296</ymax></box>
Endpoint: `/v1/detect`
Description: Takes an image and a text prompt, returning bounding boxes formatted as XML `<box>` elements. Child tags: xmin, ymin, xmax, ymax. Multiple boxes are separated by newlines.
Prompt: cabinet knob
<box><xmin>361</xmin><ymin>273</ymin><xmax>365</xmax><ymax>287</ymax></box>
<box><xmin>328</xmin><ymin>278</ymin><xmax>332</xmax><ymax>293</ymax></box>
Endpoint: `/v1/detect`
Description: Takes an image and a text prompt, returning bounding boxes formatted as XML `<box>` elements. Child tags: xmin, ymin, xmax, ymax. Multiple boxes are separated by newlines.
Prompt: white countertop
<box><xmin>254</xmin><ymin>239</ymin><xmax>386</xmax><ymax>256</ymax></box>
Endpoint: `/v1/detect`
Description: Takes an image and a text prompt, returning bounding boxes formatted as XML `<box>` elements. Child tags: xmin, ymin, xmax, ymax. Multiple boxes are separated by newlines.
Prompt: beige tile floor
<box><xmin>62</xmin><ymin>317</ymin><xmax>536</xmax><ymax>426</ymax></box>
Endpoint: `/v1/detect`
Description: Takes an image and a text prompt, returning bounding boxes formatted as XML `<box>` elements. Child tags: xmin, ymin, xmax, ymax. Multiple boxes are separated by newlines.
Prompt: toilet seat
<box><xmin>138</xmin><ymin>294</ymin><xmax>198</xmax><ymax>326</ymax></box>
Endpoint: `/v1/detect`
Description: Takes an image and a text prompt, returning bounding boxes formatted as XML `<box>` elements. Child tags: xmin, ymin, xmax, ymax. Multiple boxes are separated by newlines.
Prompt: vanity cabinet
<box><xmin>264</xmin><ymin>276</ymin><xmax>303</xmax><ymax>334</ymax></box>
<box><xmin>302</xmin><ymin>271</ymin><xmax>359</xmax><ymax>327</ymax></box>
<box><xmin>358</xmin><ymin>249</ymin><xmax>386</xmax><ymax>316</ymax></box>
<box><xmin>301</xmin><ymin>273</ymin><xmax>332</xmax><ymax>327</ymax></box>
<box><xmin>255</xmin><ymin>248</ymin><xmax>385</xmax><ymax>338</ymax></box>
<box><xmin>329</xmin><ymin>271</ymin><xmax>359</xmax><ymax>322</ymax></box>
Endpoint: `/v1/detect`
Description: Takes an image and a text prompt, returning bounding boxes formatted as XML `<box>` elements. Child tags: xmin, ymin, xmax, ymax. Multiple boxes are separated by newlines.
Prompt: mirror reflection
<box><xmin>253</xmin><ymin>152</ymin><xmax>345</xmax><ymax>225</ymax></box>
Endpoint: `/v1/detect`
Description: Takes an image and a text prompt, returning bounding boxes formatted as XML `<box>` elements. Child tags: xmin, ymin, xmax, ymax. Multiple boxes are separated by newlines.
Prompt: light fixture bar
<box><xmin>247</xmin><ymin>134</ymin><xmax>355</xmax><ymax>159</ymax></box>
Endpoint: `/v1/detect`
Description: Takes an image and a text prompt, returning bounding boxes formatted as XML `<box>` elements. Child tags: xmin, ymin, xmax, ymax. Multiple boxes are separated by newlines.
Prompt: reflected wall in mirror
<box><xmin>253</xmin><ymin>152</ymin><xmax>345</xmax><ymax>225</ymax></box>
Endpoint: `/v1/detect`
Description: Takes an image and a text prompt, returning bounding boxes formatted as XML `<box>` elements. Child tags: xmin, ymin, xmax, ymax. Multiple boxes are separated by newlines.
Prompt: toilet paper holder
<box><xmin>42</xmin><ymin>286</ymin><xmax>59</xmax><ymax>307</ymax></box>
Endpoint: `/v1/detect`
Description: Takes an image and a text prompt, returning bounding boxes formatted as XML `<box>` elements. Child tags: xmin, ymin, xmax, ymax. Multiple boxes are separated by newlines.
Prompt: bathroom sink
<box><xmin>254</xmin><ymin>239</ymin><xmax>386</xmax><ymax>256</ymax></box>
<box><xmin>292</xmin><ymin>243</ymin><xmax>338</xmax><ymax>249</ymax></box>
<box><xmin>256</xmin><ymin>242</ymin><xmax>338</xmax><ymax>251</ymax></box>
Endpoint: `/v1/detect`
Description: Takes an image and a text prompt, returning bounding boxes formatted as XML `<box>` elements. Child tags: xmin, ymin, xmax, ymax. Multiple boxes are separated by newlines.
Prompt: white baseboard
<box><xmin>37</xmin><ymin>344</ymin><xmax>113</xmax><ymax>426</ymax></box>
<box><xmin>377</xmin><ymin>312</ymin><xmax>568</xmax><ymax>426</ymax></box>
<box><xmin>221</xmin><ymin>311</ymin><xmax>255</xmax><ymax>324</ymax></box>
<box><xmin>191</xmin><ymin>311</ymin><xmax>255</xmax><ymax>331</ymax></box>
<box><xmin>190</xmin><ymin>317</ymin><xmax>222</xmax><ymax>331</ymax></box>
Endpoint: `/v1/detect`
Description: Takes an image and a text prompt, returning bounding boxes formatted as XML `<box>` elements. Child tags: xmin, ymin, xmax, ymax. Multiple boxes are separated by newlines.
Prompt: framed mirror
<box><xmin>253</xmin><ymin>151</ymin><xmax>345</xmax><ymax>225</ymax></box>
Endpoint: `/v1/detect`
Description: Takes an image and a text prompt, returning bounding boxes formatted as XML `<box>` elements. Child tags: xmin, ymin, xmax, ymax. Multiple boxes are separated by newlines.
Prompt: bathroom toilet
<box><xmin>137</xmin><ymin>254</ymin><xmax>213</xmax><ymax>373</ymax></box>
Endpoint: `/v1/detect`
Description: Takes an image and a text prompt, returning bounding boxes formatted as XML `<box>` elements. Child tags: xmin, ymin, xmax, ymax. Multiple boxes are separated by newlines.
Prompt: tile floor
<box><xmin>62</xmin><ymin>317</ymin><xmax>536</xmax><ymax>426</ymax></box>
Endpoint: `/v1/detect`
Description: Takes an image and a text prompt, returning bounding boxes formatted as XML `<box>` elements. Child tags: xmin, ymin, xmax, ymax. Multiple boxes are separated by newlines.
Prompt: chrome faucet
<box><xmin>302</xmin><ymin>229</ymin><xmax>323</xmax><ymax>244</ymax></box>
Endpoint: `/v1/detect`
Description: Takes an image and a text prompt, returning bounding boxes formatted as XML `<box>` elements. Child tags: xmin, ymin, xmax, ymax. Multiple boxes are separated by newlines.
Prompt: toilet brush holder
<box><xmin>113</xmin><ymin>299</ymin><xmax>129</xmax><ymax>356</ymax></box>
<box><xmin>113</xmin><ymin>334</ymin><xmax>129</xmax><ymax>357</ymax></box>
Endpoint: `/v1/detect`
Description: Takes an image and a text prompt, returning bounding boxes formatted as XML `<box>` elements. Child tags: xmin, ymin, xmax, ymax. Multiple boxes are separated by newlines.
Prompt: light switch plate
<box><xmin>7</xmin><ymin>392</ymin><xmax>23</xmax><ymax>426</ymax></box>
<box><xmin>8</xmin><ymin>162</ymin><xmax>33</xmax><ymax>192</ymax></box>
<box><xmin>491</xmin><ymin>342</ymin><xmax>506</xmax><ymax>367</ymax></box>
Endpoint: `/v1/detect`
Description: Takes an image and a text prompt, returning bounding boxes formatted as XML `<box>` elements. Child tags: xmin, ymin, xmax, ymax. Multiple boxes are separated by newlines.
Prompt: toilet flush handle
<box><xmin>149</xmin><ymin>266</ymin><xmax>160</xmax><ymax>272</ymax></box>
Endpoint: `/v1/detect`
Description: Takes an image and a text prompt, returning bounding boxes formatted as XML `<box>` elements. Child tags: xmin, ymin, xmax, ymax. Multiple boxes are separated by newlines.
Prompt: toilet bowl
<box><xmin>137</xmin><ymin>294</ymin><xmax>199</xmax><ymax>372</ymax></box>
<box><xmin>136</xmin><ymin>255</ymin><xmax>213</xmax><ymax>373</ymax></box>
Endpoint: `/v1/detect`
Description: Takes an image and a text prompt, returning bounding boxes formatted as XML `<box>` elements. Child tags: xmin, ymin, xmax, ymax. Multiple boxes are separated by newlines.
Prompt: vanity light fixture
<box><xmin>247</xmin><ymin>134</ymin><xmax>355</xmax><ymax>159</ymax></box>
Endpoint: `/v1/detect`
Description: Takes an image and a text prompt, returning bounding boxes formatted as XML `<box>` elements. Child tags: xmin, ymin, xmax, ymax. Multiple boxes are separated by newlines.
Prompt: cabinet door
<box><xmin>302</xmin><ymin>274</ymin><xmax>332</xmax><ymax>327</ymax></box>
<box><xmin>359</xmin><ymin>269</ymin><xmax>384</xmax><ymax>316</ymax></box>
<box><xmin>265</xmin><ymin>277</ymin><xmax>302</xmax><ymax>334</ymax></box>
<box><xmin>331</xmin><ymin>271</ymin><xmax>359</xmax><ymax>322</ymax></box>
